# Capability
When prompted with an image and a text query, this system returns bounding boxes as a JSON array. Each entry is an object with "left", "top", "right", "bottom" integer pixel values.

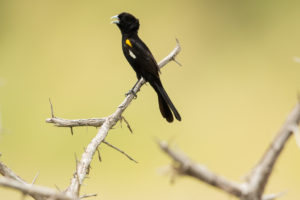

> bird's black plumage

[{"left": 112, "top": 12, "right": 181, "bottom": 122}]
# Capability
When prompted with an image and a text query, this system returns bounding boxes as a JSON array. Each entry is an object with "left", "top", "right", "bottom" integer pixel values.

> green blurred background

[{"left": 0, "top": 0, "right": 300, "bottom": 199}]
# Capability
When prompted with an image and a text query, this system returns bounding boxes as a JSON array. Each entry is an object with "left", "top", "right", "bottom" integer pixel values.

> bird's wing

[{"left": 127, "top": 37, "right": 160, "bottom": 77}]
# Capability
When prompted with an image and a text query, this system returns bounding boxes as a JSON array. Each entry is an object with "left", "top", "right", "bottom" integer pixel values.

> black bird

[{"left": 111, "top": 12, "right": 181, "bottom": 122}]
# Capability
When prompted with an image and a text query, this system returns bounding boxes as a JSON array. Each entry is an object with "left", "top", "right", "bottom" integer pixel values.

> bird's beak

[{"left": 111, "top": 15, "right": 119, "bottom": 24}]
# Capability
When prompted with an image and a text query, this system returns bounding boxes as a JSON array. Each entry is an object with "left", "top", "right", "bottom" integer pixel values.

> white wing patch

[{"left": 129, "top": 50, "right": 136, "bottom": 59}]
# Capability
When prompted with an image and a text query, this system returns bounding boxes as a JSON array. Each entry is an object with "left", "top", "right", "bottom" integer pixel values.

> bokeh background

[{"left": 0, "top": 0, "right": 300, "bottom": 199}]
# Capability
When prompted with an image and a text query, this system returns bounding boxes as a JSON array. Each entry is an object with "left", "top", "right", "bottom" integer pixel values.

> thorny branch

[
  {"left": 45, "top": 39, "right": 181, "bottom": 129},
  {"left": 0, "top": 177, "right": 74, "bottom": 200},
  {"left": 159, "top": 102, "right": 300, "bottom": 200},
  {"left": 46, "top": 117, "right": 106, "bottom": 128},
  {"left": 0, "top": 160, "right": 71, "bottom": 200},
  {"left": 52, "top": 39, "right": 181, "bottom": 197},
  {"left": 159, "top": 141, "right": 244, "bottom": 197},
  {"left": 0, "top": 39, "right": 181, "bottom": 199}
]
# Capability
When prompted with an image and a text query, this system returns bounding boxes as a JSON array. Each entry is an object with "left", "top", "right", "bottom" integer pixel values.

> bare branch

[
  {"left": 46, "top": 40, "right": 182, "bottom": 131},
  {"left": 0, "top": 161, "right": 45, "bottom": 200},
  {"left": 158, "top": 141, "right": 244, "bottom": 197},
  {"left": 65, "top": 40, "right": 181, "bottom": 197},
  {"left": 66, "top": 117, "right": 110, "bottom": 196},
  {"left": 158, "top": 102, "right": 300, "bottom": 200},
  {"left": 103, "top": 140, "right": 138, "bottom": 163},
  {"left": 46, "top": 117, "right": 106, "bottom": 128},
  {"left": 0, "top": 161, "right": 25, "bottom": 183},
  {"left": 0, "top": 177, "right": 75, "bottom": 200},
  {"left": 248, "top": 103, "right": 300, "bottom": 197},
  {"left": 158, "top": 39, "right": 182, "bottom": 67}
]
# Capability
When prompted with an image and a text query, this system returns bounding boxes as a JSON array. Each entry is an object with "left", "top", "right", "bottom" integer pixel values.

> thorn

[
  {"left": 70, "top": 127, "right": 74, "bottom": 135},
  {"left": 170, "top": 161, "right": 179, "bottom": 185},
  {"left": 49, "top": 98, "right": 55, "bottom": 118},
  {"left": 80, "top": 193, "right": 97, "bottom": 199},
  {"left": 54, "top": 184, "right": 61, "bottom": 192},
  {"left": 96, "top": 148, "right": 102, "bottom": 162},
  {"left": 263, "top": 191, "right": 287, "bottom": 200},
  {"left": 31, "top": 171, "right": 39, "bottom": 185},
  {"left": 103, "top": 140, "right": 138, "bottom": 163},
  {"left": 87, "top": 164, "right": 91, "bottom": 175},
  {"left": 172, "top": 57, "right": 182, "bottom": 66},
  {"left": 175, "top": 38, "right": 180, "bottom": 45},
  {"left": 175, "top": 38, "right": 181, "bottom": 52},
  {"left": 121, "top": 116, "right": 133, "bottom": 133}
]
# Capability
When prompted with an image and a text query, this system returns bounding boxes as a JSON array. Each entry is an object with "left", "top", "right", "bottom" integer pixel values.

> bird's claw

[{"left": 125, "top": 89, "right": 137, "bottom": 98}]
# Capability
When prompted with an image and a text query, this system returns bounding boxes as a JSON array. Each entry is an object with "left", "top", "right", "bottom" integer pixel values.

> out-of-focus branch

[
  {"left": 262, "top": 191, "right": 286, "bottom": 200},
  {"left": 0, "top": 161, "right": 25, "bottom": 183},
  {"left": 0, "top": 177, "right": 74, "bottom": 200},
  {"left": 246, "top": 102, "right": 300, "bottom": 199},
  {"left": 0, "top": 161, "right": 45, "bottom": 200},
  {"left": 159, "top": 102, "right": 300, "bottom": 200},
  {"left": 62, "top": 40, "right": 182, "bottom": 197},
  {"left": 159, "top": 141, "right": 245, "bottom": 197}
]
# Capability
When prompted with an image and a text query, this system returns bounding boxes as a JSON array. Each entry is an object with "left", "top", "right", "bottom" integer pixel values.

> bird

[{"left": 111, "top": 12, "right": 181, "bottom": 123}]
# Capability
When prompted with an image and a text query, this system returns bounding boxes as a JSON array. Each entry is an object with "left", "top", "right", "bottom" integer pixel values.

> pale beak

[{"left": 111, "top": 15, "right": 119, "bottom": 24}]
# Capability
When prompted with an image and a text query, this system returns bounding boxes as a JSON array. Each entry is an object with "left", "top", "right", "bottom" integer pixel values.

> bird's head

[{"left": 111, "top": 12, "right": 140, "bottom": 35}]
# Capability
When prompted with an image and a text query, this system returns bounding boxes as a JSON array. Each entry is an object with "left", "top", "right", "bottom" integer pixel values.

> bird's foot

[{"left": 125, "top": 89, "right": 137, "bottom": 98}]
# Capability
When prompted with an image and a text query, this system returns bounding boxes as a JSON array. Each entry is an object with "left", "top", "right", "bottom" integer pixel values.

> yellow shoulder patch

[{"left": 125, "top": 39, "right": 133, "bottom": 47}]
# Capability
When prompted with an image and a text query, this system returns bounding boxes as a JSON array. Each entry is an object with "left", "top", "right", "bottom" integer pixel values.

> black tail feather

[
  {"left": 158, "top": 94, "right": 173, "bottom": 122},
  {"left": 152, "top": 81, "right": 181, "bottom": 122}
]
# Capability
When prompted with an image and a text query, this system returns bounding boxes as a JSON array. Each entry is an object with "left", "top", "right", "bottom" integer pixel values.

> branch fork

[
  {"left": 0, "top": 39, "right": 182, "bottom": 199},
  {"left": 52, "top": 39, "right": 181, "bottom": 198},
  {"left": 159, "top": 102, "right": 300, "bottom": 200}
]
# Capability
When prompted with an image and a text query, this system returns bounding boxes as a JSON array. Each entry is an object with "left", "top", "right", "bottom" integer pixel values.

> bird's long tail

[{"left": 151, "top": 81, "right": 181, "bottom": 122}]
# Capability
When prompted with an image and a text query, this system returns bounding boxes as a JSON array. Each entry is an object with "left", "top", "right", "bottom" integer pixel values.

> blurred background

[{"left": 0, "top": 0, "right": 300, "bottom": 199}]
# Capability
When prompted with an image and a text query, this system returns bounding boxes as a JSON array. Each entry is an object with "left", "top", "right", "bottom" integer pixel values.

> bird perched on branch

[{"left": 111, "top": 12, "right": 181, "bottom": 123}]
